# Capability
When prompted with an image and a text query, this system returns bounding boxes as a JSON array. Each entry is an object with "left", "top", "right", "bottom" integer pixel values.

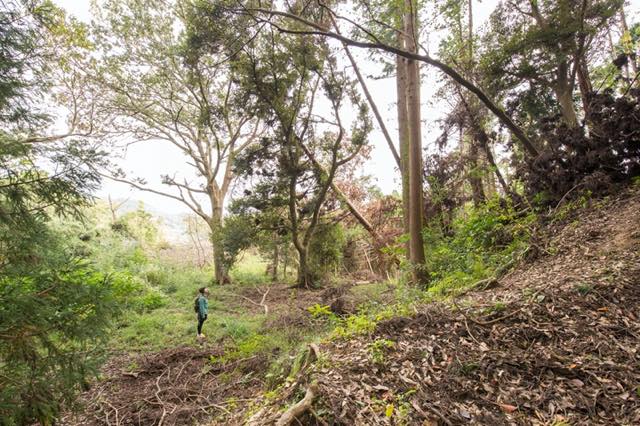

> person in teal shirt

[{"left": 196, "top": 287, "right": 209, "bottom": 338}]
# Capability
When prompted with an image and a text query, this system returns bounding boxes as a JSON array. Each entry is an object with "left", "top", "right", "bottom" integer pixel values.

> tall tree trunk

[
  {"left": 396, "top": 36, "right": 411, "bottom": 249},
  {"left": 467, "top": 0, "right": 473, "bottom": 62},
  {"left": 482, "top": 152, "right": 497, "bottom": 198},
  {"left": 576, "top": 56, "right": 593, "bottom": 116},
  {"left": 606, "top": 28, "right": 617, "bottom": 62},
  {"left": 283, "top": 246, "right": 288, "bottom": 279},
  {"left": 404, "top": 0, "right": 428, "bottom": 285},
  {"left": 340, "top": 40, "right": 401, "bottom": 169},
  {"left": 466, "top": 0, "right": 492, "bottom": 201},
  {"left": 482, "top": 141, "right": 509, "bottom": 196},
  {"left": 468, "top": 138, "right": 486, "bottom": 206},
  {"left": 272, "top": 242, "right": 279, "bottom": 282},
  {"left": 457, "top": 86, "right": 510, "bottom": 198},
  {"left": 620, "top": 7, "right": 639, "bottom": 78},
  {"left": 556, "top": 87, "right": 578, "bottom": 127},
  {"left": 296, "top": 246, "right": 312, "bottom": 288}
]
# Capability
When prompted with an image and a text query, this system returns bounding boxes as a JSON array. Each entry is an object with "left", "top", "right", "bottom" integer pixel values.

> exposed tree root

[{"left": 275, "top": 383, "right": 318, "bottom": 426}]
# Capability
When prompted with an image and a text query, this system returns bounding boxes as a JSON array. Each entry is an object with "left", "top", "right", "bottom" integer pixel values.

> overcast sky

[{"left": 53, "top": 0, "right": 639, "bottom": 216}]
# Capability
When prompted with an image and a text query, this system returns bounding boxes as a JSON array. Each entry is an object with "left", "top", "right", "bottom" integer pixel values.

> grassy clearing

[
  {"left": 111, "top": 251, "right": 258, "bottom": 350},
  {"left": 229, "top": 249, "right": 270, "bottom": 285},
  {"left": 110, "top": 250, "right": 314, "bottom": 361},
  {"left": 109, "top": 196, "right": 538, "bottom": 402}
]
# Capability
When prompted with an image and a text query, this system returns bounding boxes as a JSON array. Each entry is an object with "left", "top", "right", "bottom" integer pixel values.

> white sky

[{"left": 53, "top": 0, "right": 639, "bottom": 216}]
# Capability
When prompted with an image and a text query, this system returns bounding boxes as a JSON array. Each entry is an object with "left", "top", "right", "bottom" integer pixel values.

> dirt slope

[{"left": 272, "top": 188, "right": 640, "bottom": 425}]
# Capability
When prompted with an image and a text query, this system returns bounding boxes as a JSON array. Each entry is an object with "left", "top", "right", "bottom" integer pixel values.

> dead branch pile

[
  {"left": 60, "top": 346, "right": 266, "bottom": 426},
  {"left": 316, "top": 268, "right": 639, "bottom": 424}
]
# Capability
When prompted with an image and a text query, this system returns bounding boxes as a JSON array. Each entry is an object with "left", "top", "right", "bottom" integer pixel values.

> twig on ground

[
  {"left": 453, "top": 293, "right": 524, "bottom": 327},
  {"left": 423, "top": 403, "right": 453, "bottom": 426},
  {"left": 476, "top": 307, "right": 525, "bottom": 326},
  {"left": 105, "top": 401, "right": 120, "bottom": 426},
  {"left": 155, "top": 370, "right": 168, "bottom": 426},
  {"left": 552, "top": 182, "right": 584, "bottom": 216},
  {"left": 311, "top": 409, "right": 330, "bottom": 426}
]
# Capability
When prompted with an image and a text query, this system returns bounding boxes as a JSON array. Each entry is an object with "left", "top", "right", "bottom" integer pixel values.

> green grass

[
  {"left": 230, "top": 249, "right": 298, "bottom": 285},
  {"left": 109, "top": 250, "right": 314, "bottom": 363},
  {"left": 230, "top": 249, "right": 271, "bottom": 285},
  {"left": 111, "top": 252, "right": 270, "bottom": 350}
]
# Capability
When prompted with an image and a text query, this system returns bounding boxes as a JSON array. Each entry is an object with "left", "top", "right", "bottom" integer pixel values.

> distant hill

[{"left": 105, "top": 198, "right": 198, "bottom": 244}]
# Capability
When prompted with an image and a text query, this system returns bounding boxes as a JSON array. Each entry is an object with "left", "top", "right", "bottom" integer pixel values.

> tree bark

[
  {"left": 210, "top": 198, "right": 229, "bottom": 285},
  {"left": 468, "top": 139, "right": 486, "bottom": 207},
  {"left": 272, "top": 242, "right": 279, "bottom": 282},
  {"left": 404, "top": 0, "right": 428, "bottom": 285},
  {"left": 482, "top": 141, "right": 509, "bottom": 196},
  {"left": 555, "top": 63, "right": 579, "bottom": 127},
  {"left": 396, "top": 35, "right": 410, "bottom": 246},
  {"left": 619, "top": 7, "right": 639, "bottom": 78},
  {"left": 456, "top": 86, "right": 510, "bottom": 198},
  {"left": 576, "top": 57, "right": 593, "bottom": 116},
  {"left": 296, "top": 246, "right": 312, "bottom": 288}
]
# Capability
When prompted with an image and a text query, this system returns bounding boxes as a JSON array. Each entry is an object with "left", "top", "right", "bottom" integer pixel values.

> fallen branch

[
  {"left": 553, "top": 182, "right": 584, "bottom": 216},
  {"left": 236, "top": 286, "right": 270, "bottom": 315},
  {"left": 259, "top": 286, "right": 270, "bottom": 315},
  {"left": 308, "top": 343, "right": 320, "bottom": 364},
  {"left": 275, "top": 383, "right": 319, "bottom": 426},
  {"left": 155, "top": 370, "right": 168, "bottom": 426},
  {"left": 105, "top": 402, "right": 120, "bottom": 426},
  {"left": 476, "top": 307, "right": 525, "bottom": 326},
  {"left": 424, "top": 403, "right": 453, "bottom": 426}
]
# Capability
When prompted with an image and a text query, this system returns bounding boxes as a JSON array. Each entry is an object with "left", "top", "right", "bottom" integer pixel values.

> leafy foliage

[
  {"left": 424, "top": 196, "right": 535, "bottom": 292},
  {"left": 0, "top": 261, "right": 122, "bottom": 424},
  {"left": 308, "top": 221, "right": 347, "bottom": 280}
]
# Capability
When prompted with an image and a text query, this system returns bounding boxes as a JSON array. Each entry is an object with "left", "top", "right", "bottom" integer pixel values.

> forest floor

[
  {"left": 60, "top": 266, "right": 393, "bottom": 425},
  {"left": 61, "top": 186, "right": 640, "bottom": 426},
  {"left": 238, "top": 187, "right": 640, "bottom": 425}
]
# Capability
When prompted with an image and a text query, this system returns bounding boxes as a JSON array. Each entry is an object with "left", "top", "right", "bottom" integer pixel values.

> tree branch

[{"left": 241, "top": 5, "right": 540, "bottom": 157}]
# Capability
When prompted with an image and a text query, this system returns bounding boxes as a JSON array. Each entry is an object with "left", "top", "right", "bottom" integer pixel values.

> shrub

[
  {"left": 0, "top": 262, "right": 124, "bottom": 424},
  {"left": 308, "top": 222, "right": 347, "bottom": 279},
  {"left": 424, "top": 196, "right": 535, "bottom": 290},
  {"left": 110, "top": 272, "right": 167, "bottom": 313}
]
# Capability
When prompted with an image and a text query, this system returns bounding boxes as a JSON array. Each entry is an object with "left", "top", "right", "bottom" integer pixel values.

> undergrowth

[
  {"left": 424, "top": 196, "right": 536, "bottom": 297},
  {"left": 108, "top": 195, "right": 550, "bottom": 420}
]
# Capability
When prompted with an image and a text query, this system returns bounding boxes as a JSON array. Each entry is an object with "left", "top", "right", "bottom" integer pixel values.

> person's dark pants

[{"left": 197, "top": 314, "right": 207, "bottom": 335}]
